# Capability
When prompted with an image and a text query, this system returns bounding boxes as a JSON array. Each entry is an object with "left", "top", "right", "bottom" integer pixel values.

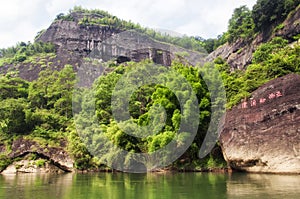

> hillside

[
  {"left": 0, "top": 7, "right": 207, "bottom": 82},
  {"left": 206, "top": 4, "right": 300, "bottom": 70},
  {"left": 0, "top": 1, "right": 299, "bottom": 173}
]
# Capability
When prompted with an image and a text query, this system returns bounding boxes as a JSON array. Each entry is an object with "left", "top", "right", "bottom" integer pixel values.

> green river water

[{"left": 0, "top": 172, "right": 299, "bottom": 199}]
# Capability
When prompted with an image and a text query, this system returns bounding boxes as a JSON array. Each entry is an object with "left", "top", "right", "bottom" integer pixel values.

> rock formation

[
  {"left": 37, "top": 12, "right": 197, "bottom": 68},
  {"left": 3, "top": 138, "right": 74, "bottom": 173},
  {"left": 34, "top": 11, "right": 206, "bottom": 87},
  {"left": 220, "top": 74, "right": 300, "bottom": 173},
  {"left": 1, "top": 11, "right": 206, "bottom": 82}
]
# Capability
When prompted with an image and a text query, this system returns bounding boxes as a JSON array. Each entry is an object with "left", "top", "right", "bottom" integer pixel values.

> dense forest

[{"left": 0, "top": 0, "right": 299, "bottom": 172}]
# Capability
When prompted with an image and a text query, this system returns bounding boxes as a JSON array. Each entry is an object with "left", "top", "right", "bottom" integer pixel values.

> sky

[{"left": 0, "top": 0, "right": 257, "bottom": 48}]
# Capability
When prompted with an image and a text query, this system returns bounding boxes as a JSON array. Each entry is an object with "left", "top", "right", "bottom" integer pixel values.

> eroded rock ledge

[
  {"left": 220, "top": 74, "right": 300, "bottom": 173},
  {"left": 1, "top": 138, "right": 74, "bottom": 174}
]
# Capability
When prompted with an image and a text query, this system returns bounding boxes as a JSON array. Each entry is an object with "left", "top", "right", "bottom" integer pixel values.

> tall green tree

[
  {"left": 252, "top": 0, "right": 300, "bottom": 31},
  {"left": 0, "top": 98, "right": 29, "bottom": 136},
  {"left": 0, "top": 76, "right": 29, "bottom": 99},
  {"left": 227, "top": 5, "right": 255, "bottom": 43},
  {"left": 51, "top": 65, "right": 76, "bottom": 118}
]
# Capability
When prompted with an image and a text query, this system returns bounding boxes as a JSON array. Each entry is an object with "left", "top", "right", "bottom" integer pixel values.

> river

[{"left": 0, "top": 172, "right": 299, "bottom": 199}]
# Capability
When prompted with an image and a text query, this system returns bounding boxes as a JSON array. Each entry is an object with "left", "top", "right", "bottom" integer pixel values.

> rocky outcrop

[
  {"left": 220, "top": 74, "right": 300, "bottom": 173},
  {"left": 1, "top": 158, "right": 65, "bottom": 174},
  {"left": 274, "top": 5, "right": 300, "bottom": 39},
  {"left": 34, "top": 11, "right": 206, "bottom": 87},
  {"left": 2, "top": 11, "right": 184, "bottom": 81},
  {"left": 37, "top": 12, "right": 184, "bottom": 68},
  {"left": 37, "top": 13, "right": 121, "bottom": 66},
  {"left": 206, "top": 6, "right": 300, "bottom": 70},
  {"left": 205, "top": 37, "right": 256, "bottom": 70},
  {"left": 1, "top": 11, "right": 205, "bottom": 83},
  {"left": 5, "top": 138, "right": 74, "bottom": 172}
]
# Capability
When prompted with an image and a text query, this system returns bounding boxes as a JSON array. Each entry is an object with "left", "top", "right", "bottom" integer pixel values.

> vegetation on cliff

[
  {"left": 54, "top": 6, "right": 207, "bottom": 53},
  {"left": 218, "top": 37, "right": 300, "bottom": 108},
  {"left": 0, "top": 42, "right": 55, "bottom": 67},
  {"left": 203, "top": 0, "right": 300, "bottom": 50},
  {"left": 0, "top": 0, "right": 299, "bottom": 172}
]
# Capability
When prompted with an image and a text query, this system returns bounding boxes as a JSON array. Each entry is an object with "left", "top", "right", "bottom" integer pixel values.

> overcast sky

[{"left": 0, "top": 0, "right": 257, "bottom": 48}]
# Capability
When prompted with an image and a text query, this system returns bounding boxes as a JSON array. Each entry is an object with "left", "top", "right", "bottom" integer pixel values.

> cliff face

[
  {"left": 37, "top": 12, "right": 180, "bottom": 69},
  {"left": 206, "top": 6, "right": 300, "bottom": 70},
  {"left": 37, "top": 13, "right": 122, "bottom": 65},
  {"left": 35, "top": 12, "right": 206, "bottom": 87},
  {"left": 220, "top": 74, "right": 300, "bottom": 173}
]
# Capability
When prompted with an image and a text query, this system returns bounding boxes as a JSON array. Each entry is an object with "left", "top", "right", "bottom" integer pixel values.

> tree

[
  {"left": 28, "top": 65, "right": 75, "bottom": 115},
  {"left": 227, "top": 6, "right": 255, "bottom": 43},
  {"left": 28, "top": 68, "right": 58, "bottom": 109},
  {"left": 252, "top": 37, "right": 288, "bottom": 63},
  {"left": 252, "top": 0, "right": 300, "bottom": 32},
  {"left": 51, "top": 65, "right": 76, "bottom": 118},
  {"left": 0, "top": 98, "right": 29, "bottom": 136},
  {"left": 0, "top": 76, "right": 29, "bottom": 99}
]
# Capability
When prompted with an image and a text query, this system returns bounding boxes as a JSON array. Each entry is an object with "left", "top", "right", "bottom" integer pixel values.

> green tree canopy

[
  {"left": 0, "top": 76, "right": 29, "bottom": 99},
  {"left": 227, "top": 5, "right": 255, "bottom": 43},
  {"left": 252, "top": 0, "right": 300, "bottom": 31}
]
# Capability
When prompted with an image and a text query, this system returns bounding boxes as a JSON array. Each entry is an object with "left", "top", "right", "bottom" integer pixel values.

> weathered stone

[
  {"left": 1, "top": 159, "right": 64, "bottom": 174},
  {"left": 37, "top": 12, "right": 176, "bottom": 68},
  {"left": 274, "top": 6, "right": 300, "bottom": 39},
  {"left": 7, "top": 138, "right": 74, "bottom": 172},
  {"left": 220, "top": 74, "right": 300, "bottom": 173},
  {"left": 0, "top": 11, "right": 206, "bottom": 82},
  {"left": 1, "top": 165, "right": 17, "bottom": 174}
]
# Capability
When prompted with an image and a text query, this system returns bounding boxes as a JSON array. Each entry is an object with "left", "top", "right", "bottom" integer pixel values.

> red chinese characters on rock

[
  {"left": 268, "top": 92, "right": 276, "bottom": 99},
  {"left": 250, "top": 99, "right": 257, "bottom": 107},
  {"left": 259, "top": 98, "right": 266, "bottom": 104},
  {"left": 241, "top": 101, "right": 248, "bottom": 109},
  {"left": 275, "top": 91, "right": 283, "bottom": 98},
  {"left": 241, "top": 91, "right": 283, "bottom": 109}
]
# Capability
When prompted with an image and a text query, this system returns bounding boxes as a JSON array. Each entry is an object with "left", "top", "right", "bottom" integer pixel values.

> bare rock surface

[
  {"left": 6, "top": 138, "right": 74, "bottom": 172},
  {"left": 220, "top": 74, "right": 300, "bottom": 173}
]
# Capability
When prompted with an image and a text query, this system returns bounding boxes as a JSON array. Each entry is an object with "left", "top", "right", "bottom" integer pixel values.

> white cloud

[
  {"left": 0, "top": 0, "right": 257, "bottom": 48},
  {"left": 46, "top": 0, "right": 77, "bottom": 16}
]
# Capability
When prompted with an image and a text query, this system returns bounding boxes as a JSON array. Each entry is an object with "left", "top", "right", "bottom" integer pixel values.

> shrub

[
  {"left": 0, "top": 155, "right": 12, "bottom": 171},
  {"left": 35, "top": 159, "right": 46, "bottom": 167}
]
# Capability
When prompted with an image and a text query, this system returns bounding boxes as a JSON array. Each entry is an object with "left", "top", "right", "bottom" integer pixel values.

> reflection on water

[
  {"left": 0, "top": 172, "right": 299, "bottom": 199},
  {"left": 226, "top": 173, "right": 300, "bottom": 199},
  {"left": 0, "top": 173, "right": 73, "bottom": 199}
]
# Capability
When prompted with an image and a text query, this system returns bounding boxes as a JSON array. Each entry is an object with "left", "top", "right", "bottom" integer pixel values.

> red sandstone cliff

[{"left": 220, "top": 74, "right": 300, "bottom": 173}]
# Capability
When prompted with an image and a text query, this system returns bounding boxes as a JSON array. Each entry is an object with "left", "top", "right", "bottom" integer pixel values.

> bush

[
  {"left": 0, "top": 155, "right": 12, "bottom": 171},
  {"left": 35, "top": 159, "right": 46, "bottom": 167},
  {"left": 218, "top": 38, "right": 299, "bottom": 108},
  {"left": 14, "top": 54, "right": 27, "bottom": 62}
]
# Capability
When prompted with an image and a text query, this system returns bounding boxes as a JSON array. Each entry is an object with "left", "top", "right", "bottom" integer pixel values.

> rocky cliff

[
  {"left": 206, "top": 6, "right": 300, "bottom": 70},
  {"left": 220, "top": 74, "right": 300, "bottom": 173},
  {"left": 2, "top": 11, "right": 204, "bottom": 82},
  {"left": 34, "top": 11, "right": 206, "bottom": 87},
  {"left": 37, "top": 12, "right": 122, "bottom": 66},
  {"left": 37, "top": 12, "right": 203, "bottom": 68}
]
